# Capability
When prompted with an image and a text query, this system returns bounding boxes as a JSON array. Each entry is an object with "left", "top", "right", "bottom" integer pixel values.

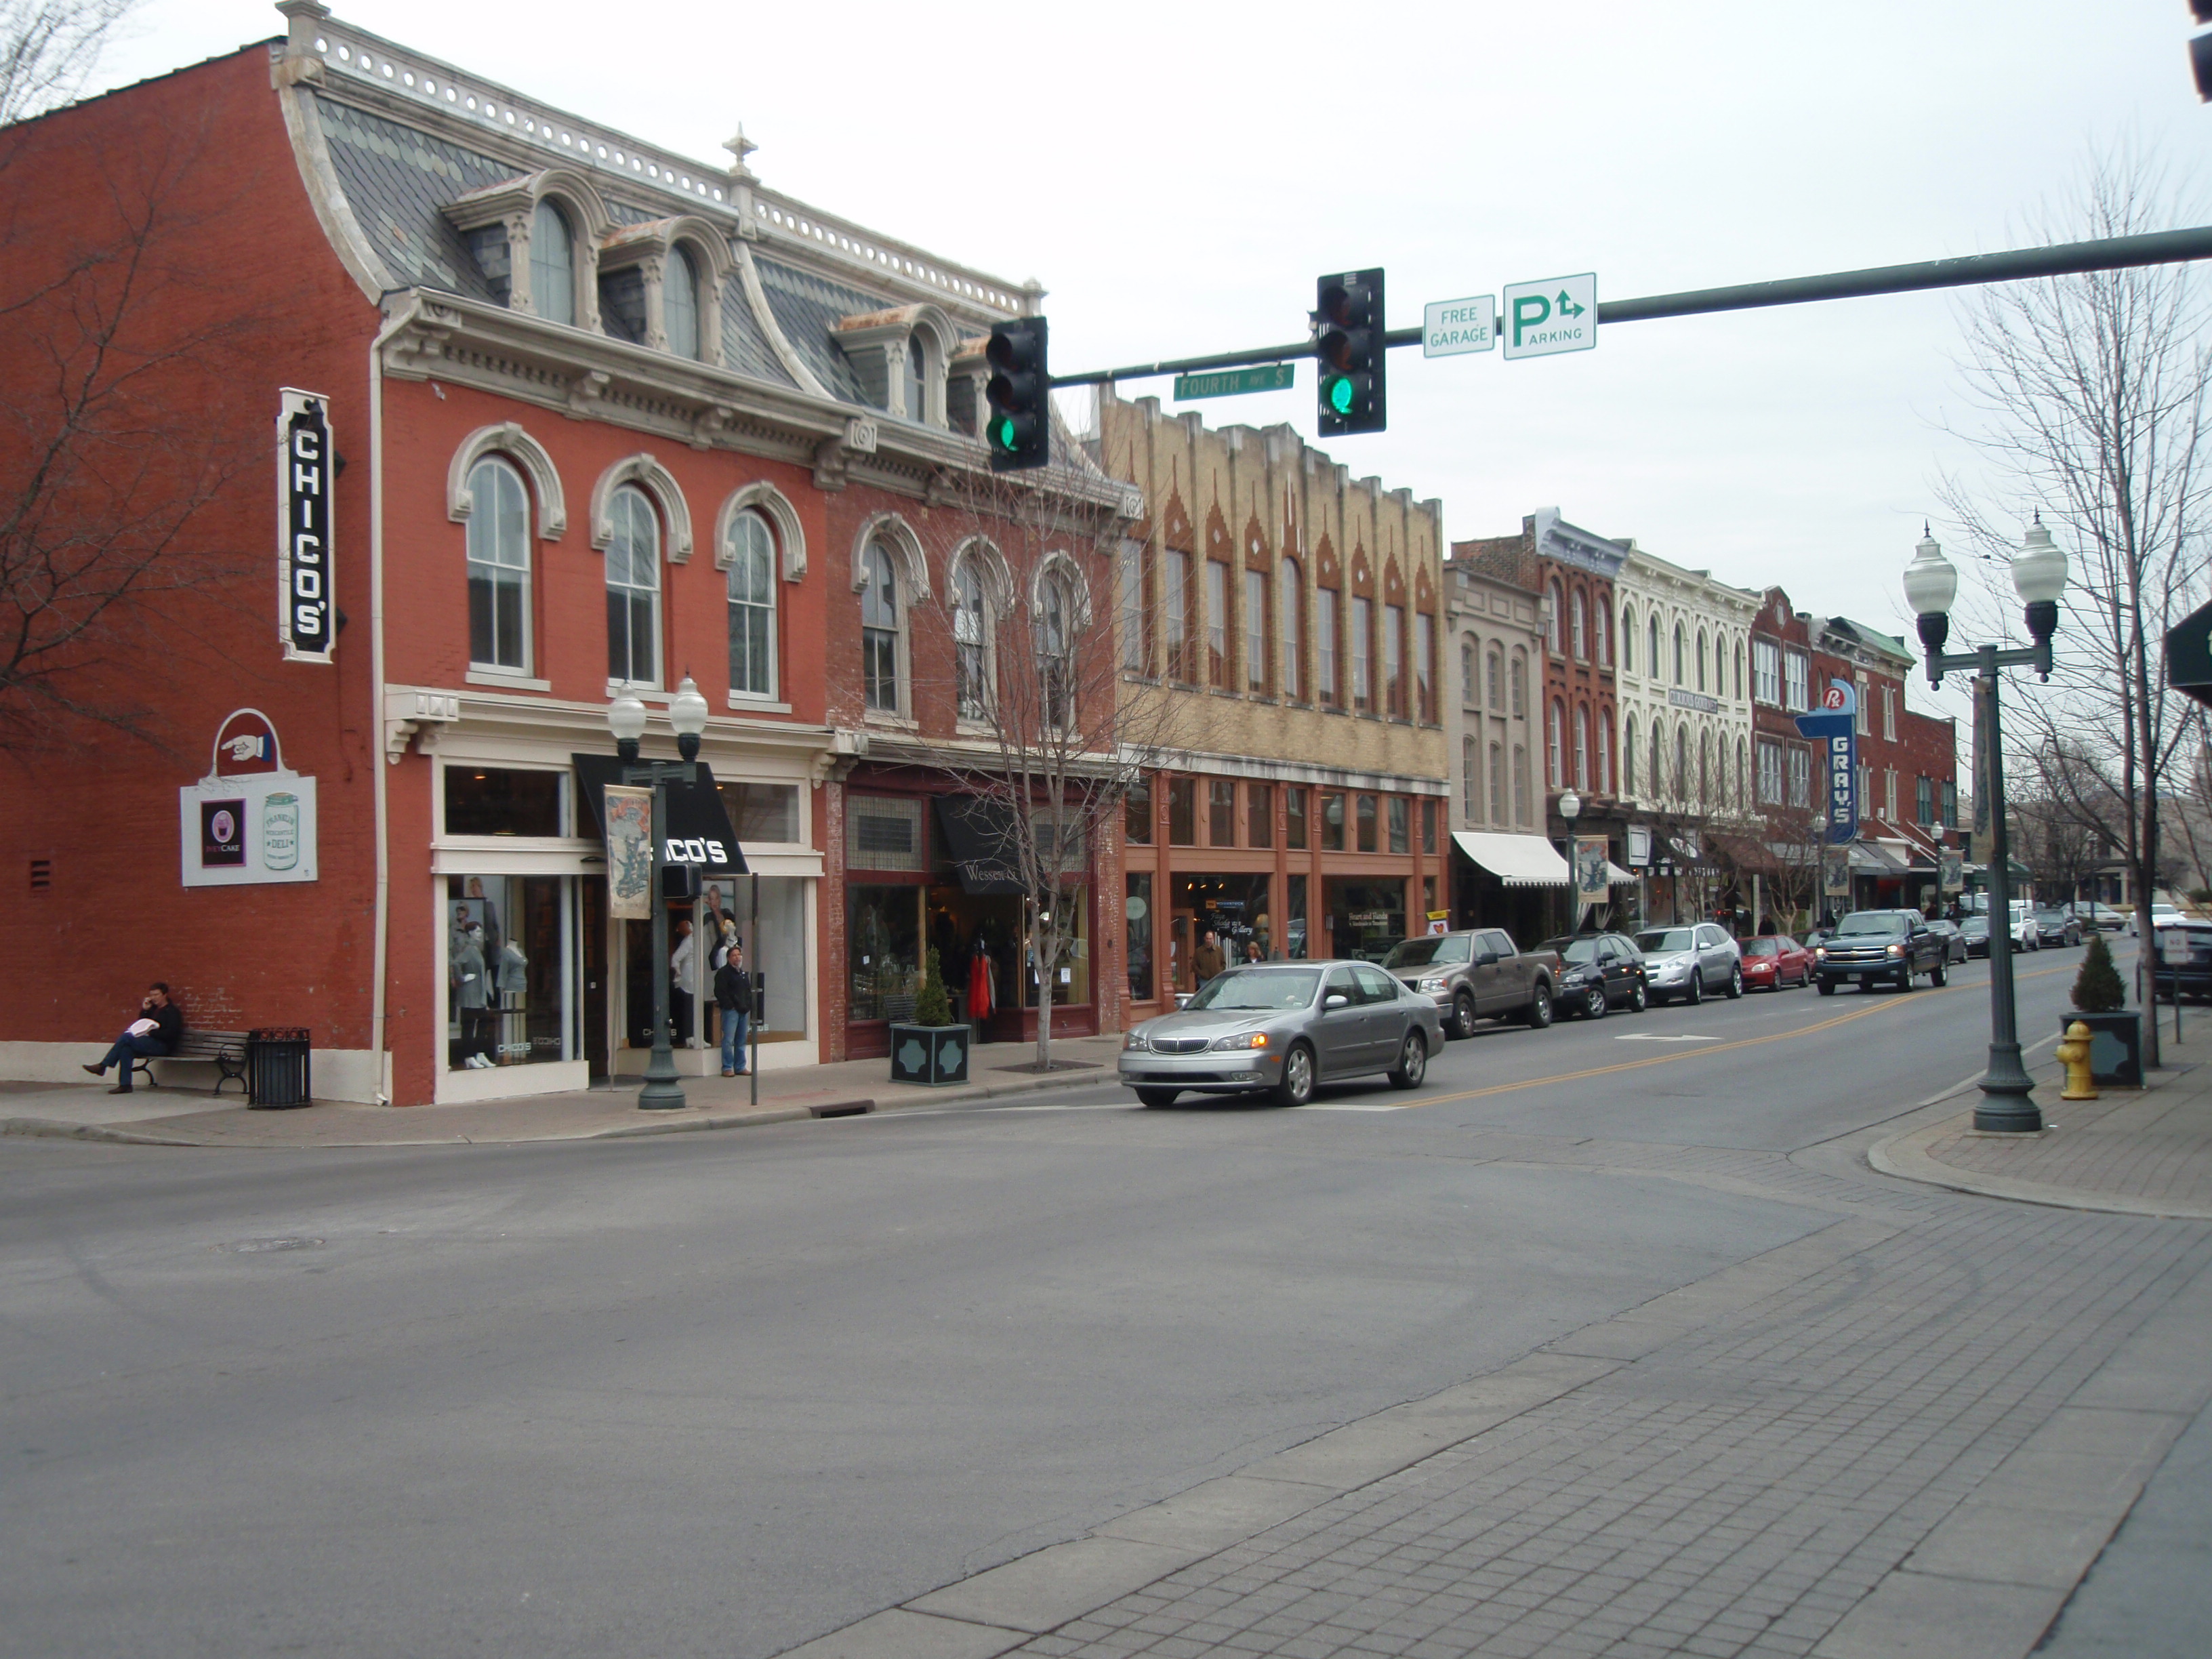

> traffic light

[
  {"left": 1315, "top": 268, "right": 1385, "bottom": 436},
  {"left": 985, "top": 316, "right": 1050, "bottom": 471},
  {"left": 2193, "top": 0, "right": 2212, "bottom": 101}
]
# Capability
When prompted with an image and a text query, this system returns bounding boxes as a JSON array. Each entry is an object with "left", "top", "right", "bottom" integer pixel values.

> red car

[{"left": 1739, "top": 934, "right": 1812, "bottom": 991}]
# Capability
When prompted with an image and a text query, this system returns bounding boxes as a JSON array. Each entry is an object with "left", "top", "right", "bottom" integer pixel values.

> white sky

[{"left": 90, "top": 1, "right": 2211, "bottom": 723}]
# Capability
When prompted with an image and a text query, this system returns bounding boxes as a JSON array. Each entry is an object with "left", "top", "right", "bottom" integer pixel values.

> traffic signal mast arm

[{"left": 1044, "top": 225, "right": 2212, "bottom": 388}]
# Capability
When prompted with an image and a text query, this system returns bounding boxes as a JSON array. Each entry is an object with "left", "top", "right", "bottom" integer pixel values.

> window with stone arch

[
  {"left": 951, "top": 558, "right": 991, "bottom": 722},
  {"left": 1278, "top": 557, "right": 1304, "bottom": 700},
  {"left": 532, "top": 199, "right": 577, "bottom": 327},
  {"left": 861, "top": 539, "right": 903, "bottom": 714},
  {"left": 1486, "top": 646, "right": 1502, "bottom": 710},
  {"left": 1593, "top": 600, "right": 1609, "bottom": 666},
  {"left": 605, "top": 484, "right": 660, "bottom": 687},
  {"left": 1037, "top": 567, "right": 1075, "bottom": 729},
  {"left": 1510, "top": 649, "right": 1528, "bottom": 719},
  {"left": 1697, "top": 629, "right": 1710, "bottom": 693},
  {"left": 1622, "top": 720, "right": 1637, "bottom": 798},
  {"left": 465, "top": 455, "right": 531, "bottom": 672},
  {"left": 1573, "top": 704, "right": 1590, "bottom": 791},
  {"left": 1548, "top": 698, "right": 1565, "bottom": 787},
  {"left": 1674, "top": 723, "right": 1689, "bottom": 802},
  {"left": 665, "top": 243, "right": 703, "bottom": 361},
  {"left": 1547, "top": 578, "right": 1565, "bottom": 653},
  {"left": 1620, "top": 603, "right": 1636, "bottom": 674},
  {"left": 906, "top": 334, "right": 928, "bottom": 423},
  {"left": 725, "top": 508, "right": 777, "bottom": 699},
  {"left": 1599, "top": 714, "right": 1612, "bottom": 796},
  {"left": 1673, "top": 622, "right": 1686, "bottom": 686},
  {"left": 1570, "top": 589, "right": 1586, "bottom": 659},
  {"left": 1648, "top": 613, "right": 1662, "bottom": 681}
]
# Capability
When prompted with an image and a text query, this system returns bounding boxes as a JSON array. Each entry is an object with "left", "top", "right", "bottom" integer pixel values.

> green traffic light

[
  {"left": 1326, "top": 375, "right": 1355, "bottom": 415},
  {"left": 992, "top": 416, "right": 1016, "bottom": 451}
]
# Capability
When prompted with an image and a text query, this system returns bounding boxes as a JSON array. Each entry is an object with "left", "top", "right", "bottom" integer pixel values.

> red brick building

[{"left": 0, "top": 10, "right": 1125, "bottom": 1101}]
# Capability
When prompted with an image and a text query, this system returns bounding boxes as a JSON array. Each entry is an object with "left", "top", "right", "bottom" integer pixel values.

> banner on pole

[{"left": 604, "top": 785, "right": 654, "bottom": 920}]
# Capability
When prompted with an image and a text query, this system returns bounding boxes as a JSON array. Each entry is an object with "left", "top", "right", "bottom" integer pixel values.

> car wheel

[
  {"left": 1452, "top": 990, "right": 1478, "bottom": 1041},
  {"left": 1898, "top": 966, "right": 1914, "bottom": 992},
  {"left": 1629, "top": 981, "right": 1648, "bottom": 1012},
  {"left": 1526, "top": 983, "right": 1555, "bottom": 1029},
  {"left": 1387, "top": 1029, "right": 1427, "bottom": 1088},
  {"left": 1584, "top": 984, "right": 1607, "bottom": 1020},
  {"left": 1931, "top": 960, "right": 1948, "bottom": 987},
  {"left": 1817, "top": 977, "right": 1837, "bottom": 996},
  {"left": 1135, "top": 1086, "right": 1181, "bottom": 1108},
  {"left": 1272, "top": 1043, "right": 1315, "bottom": 1108},
  {"left": 1687, "top": 970, "right": 1704, "bottom": 1006},
  {"left": 1725, "top": 964, "right": 1744, "bottom": 1000}
]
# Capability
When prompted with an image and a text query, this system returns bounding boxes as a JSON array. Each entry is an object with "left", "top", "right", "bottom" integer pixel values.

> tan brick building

[{"left": 1091, "top": 392, "right": 1449, "bottom": 1016}]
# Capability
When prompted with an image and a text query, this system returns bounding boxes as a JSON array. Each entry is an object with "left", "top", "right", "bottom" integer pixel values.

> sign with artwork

[
  {"left": 1574, "top": 836, "right": 1612, "bottom": 907},
  {"left": 1793, "top": 679, "right": 1858, "bottom": 845},
  {"left": 178, "top": 709, "right": 318, "bottom": 886},
  {"left": 1940, "top": 849, "right": 1965, "bottom": 895},
  {"left": 1823, "top": 846, "right": 1852, "bottom": 900},
  {"left": 603, "top": 785, "right": 654, "bottom": 920},
  {"left": 277, "top": 389, "right": 334, "bottom": 663}
]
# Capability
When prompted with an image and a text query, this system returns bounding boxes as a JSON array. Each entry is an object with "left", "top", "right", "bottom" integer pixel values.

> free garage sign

[{"left": 1502, "top": 274, "right": 1597, "bottom": 360}]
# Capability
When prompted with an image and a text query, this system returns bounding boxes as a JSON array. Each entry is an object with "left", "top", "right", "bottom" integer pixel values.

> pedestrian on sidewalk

[
  {"left": 670, "top": 916, "right": 697, "bottom": 1048},
  {"left": 82, "top": 983, "right": 184, "bottom": 1094},
  {"left": 715, "top": 943, "right": 752, "bottom": 1076}
]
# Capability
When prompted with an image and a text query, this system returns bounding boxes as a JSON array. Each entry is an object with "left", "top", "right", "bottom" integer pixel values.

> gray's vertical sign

[{"left": 277, "top": 389, "right": 333, "bottom": 663}]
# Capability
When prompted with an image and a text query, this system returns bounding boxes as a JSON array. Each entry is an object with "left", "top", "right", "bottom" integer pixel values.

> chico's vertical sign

[{"left": 277, "top": 389, "right": 333, "bottom": 662}]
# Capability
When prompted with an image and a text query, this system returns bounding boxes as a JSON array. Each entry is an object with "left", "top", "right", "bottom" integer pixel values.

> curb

[{"left": 1868, "top": 1110, "right": 2212, "bottom": 1221}]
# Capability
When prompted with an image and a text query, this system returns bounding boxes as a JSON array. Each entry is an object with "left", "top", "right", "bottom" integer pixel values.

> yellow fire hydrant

[{"left": 2057, "top": 1019, "right": 2100, "bottom": 1102}]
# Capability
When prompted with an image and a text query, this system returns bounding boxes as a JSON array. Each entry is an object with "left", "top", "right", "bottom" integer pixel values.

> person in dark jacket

[
  {"left": 714, "top": 943, "right": 753, "bottom": 1077},
  {"left": 1191, "top": 929, "right": 1226, "bottom": 990},
  {"left": 83, "top": 983, "right": 183, "bottom": 1094}
]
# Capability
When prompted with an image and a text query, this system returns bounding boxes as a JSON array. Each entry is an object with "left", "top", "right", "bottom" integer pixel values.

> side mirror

[
  {"left": 1476, "top": 950, "right": 1499, "bottom": 966},
  {"left": 1324, "top": 993, "right": 1351, "bottom": 1010}
]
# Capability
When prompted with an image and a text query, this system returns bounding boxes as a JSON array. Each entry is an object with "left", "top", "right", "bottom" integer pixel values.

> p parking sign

[{"left": 1502, "top": 274, "right": 1597, "bottom": 360}]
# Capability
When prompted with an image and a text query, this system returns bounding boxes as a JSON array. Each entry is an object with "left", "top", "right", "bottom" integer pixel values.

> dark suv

[{"left": 1814, "top": 910, "right": 1949, "bottom": 994}]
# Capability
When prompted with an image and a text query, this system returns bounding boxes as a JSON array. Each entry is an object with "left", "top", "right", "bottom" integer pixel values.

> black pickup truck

[{"left": 1813, "top": 909, "right": 1950, "bottom": 995}]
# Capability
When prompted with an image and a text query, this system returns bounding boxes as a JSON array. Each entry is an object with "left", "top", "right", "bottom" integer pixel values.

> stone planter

[
  {"left": 2062, "top": 1009, "right": 2142, "bottom": 1087},
  {"left": 888, "top": 1022, "right": 970, "bottom": 1086}
]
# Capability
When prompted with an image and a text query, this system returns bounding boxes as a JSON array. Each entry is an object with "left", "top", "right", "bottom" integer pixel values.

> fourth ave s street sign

[{"left": 1502, "top": 273, "right": 1597, "bottom": 360}]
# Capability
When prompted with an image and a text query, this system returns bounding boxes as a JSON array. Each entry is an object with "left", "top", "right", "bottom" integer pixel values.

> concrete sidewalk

[
  {"left": 1872, "top": 1021, "right": 2212, "bottom": 1219},
  {"left": 0, "top": 1032, "right": 1126, "bottom": 1148}
]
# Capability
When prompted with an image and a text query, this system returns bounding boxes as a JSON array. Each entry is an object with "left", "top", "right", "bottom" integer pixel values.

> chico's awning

[
  {"left": 1451, "top": 830, "right": 1572, "bottom": 888},
  {"left": 933, "top": 796, "right": 1025, "bottom": 895},
  {"left": 571, "top": 754, "right": 747, "bottom": 876}
]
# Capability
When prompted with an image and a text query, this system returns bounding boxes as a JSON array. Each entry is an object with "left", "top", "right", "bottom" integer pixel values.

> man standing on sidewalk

[
  {"left": 1191, "top": 929, "right": 1225, "bottom": 992},
  {"left": 715, "top": 943, "right": 752, "bottom": 1077}
]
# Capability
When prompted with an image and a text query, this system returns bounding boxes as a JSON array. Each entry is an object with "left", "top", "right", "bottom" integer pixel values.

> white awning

[
  {"left": 1452, "top": 831, "right": 1572, "bottom": 888},
  {"left": 1607, "top": 861, "right": 1636, "bottom": 886}
]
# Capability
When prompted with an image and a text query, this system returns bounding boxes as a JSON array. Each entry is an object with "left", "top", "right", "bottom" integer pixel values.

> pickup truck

[
  {"left": 1813, "top": 909, "right": 1950, "bottom": 994},
  {"left": 1382, "top": 928, "right": 1563, "bottom": 1037}
]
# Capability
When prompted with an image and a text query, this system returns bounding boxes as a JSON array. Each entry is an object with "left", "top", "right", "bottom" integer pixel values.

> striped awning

[{"left": 1452, "top": 831, "right": 1572, "bottom": 888}]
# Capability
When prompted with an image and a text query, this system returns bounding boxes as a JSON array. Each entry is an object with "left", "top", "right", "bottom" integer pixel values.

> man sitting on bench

[{"left": 83, "top": 983, "right": 183, "bottom": 1094}]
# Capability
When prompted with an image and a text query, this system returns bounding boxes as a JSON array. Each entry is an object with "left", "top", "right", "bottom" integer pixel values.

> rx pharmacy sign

[
  {"left": 277, "top": 388, "right": 334, "bottom": 663},
  {"left": 1502, "top": 274, "right": 1597, "bottom": 360},
  {"left": 1793, "top": 680, "right": 1859, "bottom": 845}
]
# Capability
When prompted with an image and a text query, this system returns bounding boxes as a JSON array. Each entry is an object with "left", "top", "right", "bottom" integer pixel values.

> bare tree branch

[{"left": 0, "top": 0, "right": 136, "bottom": 128}]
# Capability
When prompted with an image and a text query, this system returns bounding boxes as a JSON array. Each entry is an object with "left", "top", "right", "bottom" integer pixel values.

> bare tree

[
  {"left": 914, "top": 463, "right": 1187, "bottom": 1071},
  {"left": 1, "top": 0, "right": 136, "bottom": 128},
  {"left": 1936, "top": 148, "right": 2212, "bottom": 1059}
]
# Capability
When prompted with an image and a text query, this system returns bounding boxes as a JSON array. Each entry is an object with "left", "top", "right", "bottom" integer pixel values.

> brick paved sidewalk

[{"left": 1871, "top": 1029, "right": 2212, "bottom": 1219}]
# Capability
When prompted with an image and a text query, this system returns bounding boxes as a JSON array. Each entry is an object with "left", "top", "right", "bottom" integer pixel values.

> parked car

[
  {"left": 1119, "top": 961, "right": 1448, "bottom": 1108},
  {"left": 1534, "top": 933, "right": 1650, "bottom": 1018},
  {"left": 1923, "top": 919, "right": 1970, "bottom": 964},
  {"left": 2131, "top": 903, "right": 2186, "bottom": 937},
  {"left": 2151, "top": 922, "right": 2212, "bottom": 1002},
  {"left": 1959, "top": 916, "right": 1992, "bottom": 958},
  {"left": 1634, "top": 923, "right": 1743, "bottom": 1004},
  {"left": 1738, "top": 934, "right": 1813, "bottom": 991},
  {"left": 1382, "top": 929, "right": 1563, "bottom": 1038},
  {"left": 2009, "top": 901, "right": 2043, "bottom": 952},
  {"left": 2066, "top": 901, "right": 2127, "bottom": 932},
  {"left": 2033, "top": 906, "right": 2083, "bottom": 947},
  {"left": 1814, "top": 909, "right": 1950, "bottom": 994}
]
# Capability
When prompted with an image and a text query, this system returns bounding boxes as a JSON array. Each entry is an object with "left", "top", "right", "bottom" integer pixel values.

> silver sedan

[{"left": 1118, "top": 960, "right": 1448, "bottom": 1109}]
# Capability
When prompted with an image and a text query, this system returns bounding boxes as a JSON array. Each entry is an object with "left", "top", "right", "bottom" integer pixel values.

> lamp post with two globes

[
  {"left": 607, "top": 677, "right": 712, "bottom": 1112},
  {"left": 1902, "top": 520, "right": 2069, "bottom": 1132}
]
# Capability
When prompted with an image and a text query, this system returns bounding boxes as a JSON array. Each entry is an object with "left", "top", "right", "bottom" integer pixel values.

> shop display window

[
  {"left": 1125, "top": 778, "right": 1152, "bottom": 845},
  {"left": 1248, "top": 784, "right": 1273, "bottom": 849},
  {"left": 1168, "top": 777, "right": 1196, "bottom": 846},
  {"left": 1357, "top": 794, "right": 1379, "bottom": 853},
  {"left": 1326, "top": 878, "right": 1406, "bottom": 963},
  {"left": 445, "top": 769, "right": 562, "bottom": 838},
  {"left": 722, "top": 781, "right": 801, "bottom": 844},
  {"left": 848, "top": 884, "right": 922, "bottom": 1022},
  {"left": 447, "top": 874, "right": 570, "bottom": 1070},
  {"left": 1126, "top": 873, "right": 1154, "bottom": 1002},
  {"left": 1421, "top": 798, "right": 1437, "bottom": 855},
  {"left": 1286, "top": 874, "right": 1309, "bottom": 960}
]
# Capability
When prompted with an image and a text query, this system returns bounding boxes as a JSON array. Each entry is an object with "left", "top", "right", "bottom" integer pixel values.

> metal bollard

[{"left": 2057, "top": 1019, "right": 2100, "bottom": 1102}]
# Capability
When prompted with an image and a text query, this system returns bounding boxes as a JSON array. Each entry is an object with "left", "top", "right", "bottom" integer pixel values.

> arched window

[
  {"left": 1700, "top": 732, "right": 1713, "bottom": 806},
  {"left": 1460, "top": 642, "right": 1475, "bottom": 706},
  {"left": 1486, "top": 648, "right": 1502, "bottom": 710},
  {"left": 465, "top": 456, "right": 530, "bottom": 672},
  {"left": 1675, "top": 724, "right": 1689, "bottom": 803},
  {"left": 1623, "top": 720, "right": 1637, "bottom": 798},
  {"left": 1594, "top": 602, "right": 1609, "bottom": 666},
  {"left": 604, "top": 484, "right": 659, "bottom": 686},
  {"left": 1599, "top": 715, "right": 1612, "bottom": 796},
  {"left": 951, "top": 561, "right": 989, "bottom": 720},
  {"left": 1734, "top": 642, "right": 1746, "bottom": 703},
  {"left": 861, "top": 539, "right": 901, "bottom": 714},
  {"left": 1573, "top": 705, "right": 1589, "bottom": 790},
  {"left": 1648, "top": 613, "right": 1661, "bottom": 680},
  {"left": 1547, "top": 579, "right": 1565, "bottom": 653},
  {"left": 1570, "top": 590, "right": 1587, "bottom": 659},
  {"left": 665, "top": 244, "right": 701, "bottom": 360},
  {"left": 1673, "top": 623, "right": 1685, "bottom": 686},
  {"left": 1510, "top": 651, "right": 1527, "bottom": 719},
  {"left": 906, "top": 334, "right": 928, "bottom": 423},
  {"left": 1697, "top": 630, "right": 1710, "bottom": 693},
  {"left": 1037, "top": 571, "right": 1073, "bottom": 727},
  {"left": 1548, "top": 698, "right": 1565, "bottom": 787},
  {"left": 1620, "top": 605, "right": 1635, "bottom": 674},
  {"left": 1279, "top": 558, "right": 1303, "bottom": 700},
  {"left": 1737, "top": 737, "right": 1749, "bottom": 808},
  {"left": 532, "top": 199, "right": 575, "bottom": 327},
  {"left": 726, "top": 508, "right": 777, "bottom": 698}
]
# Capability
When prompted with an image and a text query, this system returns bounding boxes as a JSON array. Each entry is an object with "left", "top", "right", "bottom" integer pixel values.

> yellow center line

[{"left": 1406, "top": 962, "right": 2076, "bottom": 1109}]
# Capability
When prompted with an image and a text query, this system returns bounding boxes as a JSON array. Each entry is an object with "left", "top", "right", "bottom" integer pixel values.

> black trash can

[{"left": 247, "top": 1027, "right": 312, "bottom": 1109}]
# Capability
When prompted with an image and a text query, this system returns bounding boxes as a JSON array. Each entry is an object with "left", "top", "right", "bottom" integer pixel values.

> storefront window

[
  {"left": 722, "top": 781, "right": 801, "bottom": 844},
  {"left": 1209, "top": 779, "right": 1236, "bottom": 846},
  {"left": 447, "top": 874, "right": 570, "bottom": 1069},
  {"left": 1321, "top": 792, "right": 1346, "bottom": 852},
  {"left": 1126, "top": 872, "right": 1153, "bottom": 1002},
  {"left": 848, "top": 884, "right": 922, "bottom": 1022},
  {"left": 1248, "top": 783, "right": 1273, "bottom": 848},
  {"left": 1286, "top": 786, "right": 1307, "bottom": 851},
  {"left": 445, "top": 769, "right": 562, "bottom": 837},
  {"left": 1124, "top": 777, "right": 1152, "bottom": 845},
  {"left": 1033, "top": 887, "right": 1090, "bottom": 1007},
  {"left": 1168, "top": 776, "right": 1195, "bottom": 846},
  {"left": 1357, "top": 794, "right": 1379, "bottom": 853},
  {"left": 1286, "top": 874, "right": 1309, "bottom": 960},
  {"left": 1388, "top": 796, "right": 1409, "bottom": 854},
  {"left": 1421, "top": 798, "right": 1437, "bottom": 855},
  {"left": 1326, "top": 878, "right": 1406, "bottom": 963},
  {"left": 1176, "top": 874, "right": 1269, "bottom": 970}
]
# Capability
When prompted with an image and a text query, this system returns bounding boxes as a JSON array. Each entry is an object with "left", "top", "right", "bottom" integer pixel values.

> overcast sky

[{"left": 89, "top": 2, "right": 2210, "bottom": 721}]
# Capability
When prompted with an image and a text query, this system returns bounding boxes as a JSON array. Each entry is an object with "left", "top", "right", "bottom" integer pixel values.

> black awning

[
  {"left": 572, "top": 754, "right": 747, "bottom": 876},
  {"left": 933, "top": 796, "right": 1025, "bottom": 895}
]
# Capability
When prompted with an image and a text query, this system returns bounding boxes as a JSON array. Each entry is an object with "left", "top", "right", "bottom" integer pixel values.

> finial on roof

[{"left": 723, "top": 126, "right": 759, "bottom": 183}]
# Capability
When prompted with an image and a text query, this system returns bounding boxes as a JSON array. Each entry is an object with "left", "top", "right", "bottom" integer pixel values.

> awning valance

[
  {"left": 571, "top": 753, "right": 746, "bottom": 876},
  {"left": 933, "top": 796, "right": 1025, "bottom": 895},
  {"left": 1606, "top": 861, "right": 1636, "bottom": 886},
  {"left": 1452, "top": 830, "right": 1572, "bottom": 888}
]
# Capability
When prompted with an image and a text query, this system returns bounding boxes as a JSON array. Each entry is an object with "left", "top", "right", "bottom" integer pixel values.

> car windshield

[
  {"left": 1538, "top": 937, "right": 1600, "bottom": 964},
  {"left": 1836, "top": 912, "right": 1908, "bottom": 937},
  {"left": 1183, "top": 969, "right": 1322, "bottom": 1011},
  {"left": 1636, "top": 929, "right": 1696, "bottom": 954},
  {"left": 1383, "top": 935, "right": 1473, "bottom": 969},
  {"left": 1962, "top": 918, "right": 1988, "bottom": 933},
  {"left": 1742, "top": 938, "right": 1779, "bottom": 957}
]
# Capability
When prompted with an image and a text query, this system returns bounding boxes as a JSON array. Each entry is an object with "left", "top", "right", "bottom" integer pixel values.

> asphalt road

[{"left": 0, "top": 938, "right": 2185, "bottom": 1658}]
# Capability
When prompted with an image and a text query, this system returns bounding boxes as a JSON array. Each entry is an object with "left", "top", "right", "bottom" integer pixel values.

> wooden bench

[{"left": 130, "top": 1029, "right": 250, "bottom": 1097}]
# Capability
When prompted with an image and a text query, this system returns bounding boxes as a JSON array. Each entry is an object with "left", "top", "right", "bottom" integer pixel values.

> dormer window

[
  {"left": 592, "top": 220, "right": 728, "bottom": 362},
  {"left": 906, "top": 335, "right": 928, "bottom": 424},
  {"left": 666, "top": 247, "right": 701, "bottom": 361},
  {"left": 834, "top": 304, "right": 956, "bottom": 428},
  {"left": 531, "top": 200, "right": 575, "bottom": 326},
  {"left": 444, "top": 171, "right": 607, "bottom": 331}
]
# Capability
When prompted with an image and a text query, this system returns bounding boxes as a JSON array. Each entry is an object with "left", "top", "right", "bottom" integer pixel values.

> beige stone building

[{"left": 1090, "top": 390, "right": 1450, "bottom": 1017}]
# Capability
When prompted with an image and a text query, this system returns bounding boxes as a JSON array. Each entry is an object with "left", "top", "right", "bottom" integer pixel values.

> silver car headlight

[
  {"left": 1122, "top": 1029, "right": 1147, "bottom": 1050},
  {"left": 1208, "top": 1031, "right": 1271, "bottom": 1051}
]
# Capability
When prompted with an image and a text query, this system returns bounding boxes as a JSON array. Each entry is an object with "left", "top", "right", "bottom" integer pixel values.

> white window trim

[
  {"left": 715, "top": 481, "right": 806, "bottom": 582},
  {"left": 447, "top": 423, "right": 568, "bottom": 541},
  {"left": 722, "top": 506, "right": 781, "bottom": 703},
  {"left": 589, "top": 453, "right": 693, "bottom": 563},
  {"left": 461, "top": 454, "right": 534, "bottom": 677}
]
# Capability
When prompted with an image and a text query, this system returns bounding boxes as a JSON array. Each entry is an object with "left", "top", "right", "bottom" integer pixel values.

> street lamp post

[
  {"left": 1904, "top": 521, "right": 2068, "bottom": 1133},
  {"left": 608, "top": 678, "right": 712, "bottom": 1112},
  {"left": 1558, "top": 790, "right": 1582, "bottom": 932}
]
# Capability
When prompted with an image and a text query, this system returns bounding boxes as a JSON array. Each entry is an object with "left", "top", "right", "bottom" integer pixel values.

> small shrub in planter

[
  {"left": 2064, "top": 933, "right": 2140, "bottom": 1086},
  {"left": 890, "top": 947, "right": 970, "bottom": 1086}
]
